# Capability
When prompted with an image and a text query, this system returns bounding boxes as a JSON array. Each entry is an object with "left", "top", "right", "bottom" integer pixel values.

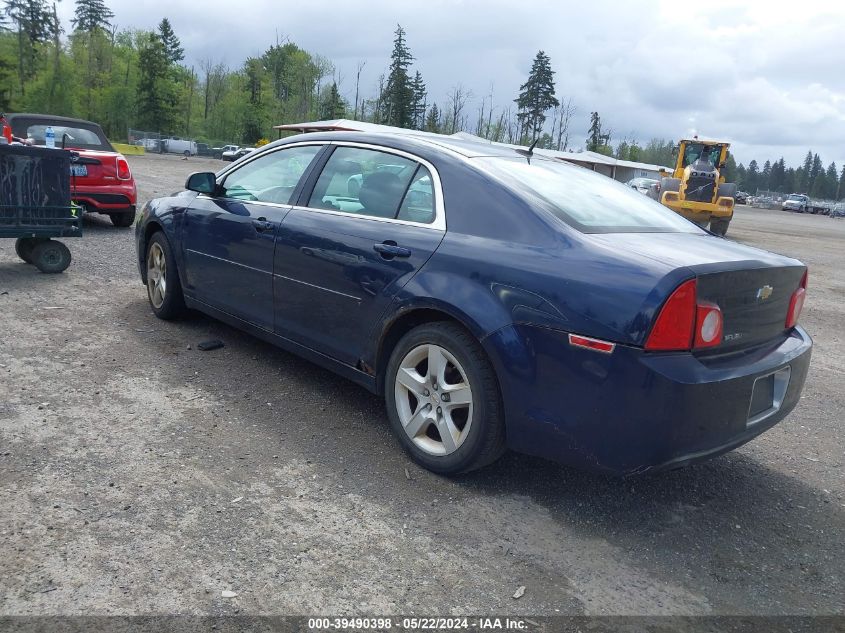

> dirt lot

[{"left": 1, "top": 153, "right": 843, "bottom": 616}]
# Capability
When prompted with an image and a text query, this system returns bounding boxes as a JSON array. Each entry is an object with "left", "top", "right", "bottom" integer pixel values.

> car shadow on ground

[{"left": 115, "top": 295, "right": 843, "bottom": 606}]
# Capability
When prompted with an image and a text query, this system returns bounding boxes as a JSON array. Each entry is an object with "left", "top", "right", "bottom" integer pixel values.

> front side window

[
  {"left": 308, "top": 146, "right": 434, "bottom": 222},
  {"left": 221, "top": 145, "right": 321, "bottom": 205},
  {"left": 476, "top": 156, "right": 703, "bottom": 234}
]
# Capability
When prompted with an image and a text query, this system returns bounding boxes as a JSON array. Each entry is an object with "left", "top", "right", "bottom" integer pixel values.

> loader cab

[{"left": 675, "top": 140, "right": 728, "bottom": 174}]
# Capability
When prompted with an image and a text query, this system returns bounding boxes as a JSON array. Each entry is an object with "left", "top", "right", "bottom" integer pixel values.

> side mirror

[{"left": 186, "top": 172, "right": 216, "bottom": 194}]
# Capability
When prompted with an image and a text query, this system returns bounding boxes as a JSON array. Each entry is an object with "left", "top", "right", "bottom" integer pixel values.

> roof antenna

[{"left": 516, "top": 137, "right": 541, "bottom": 162}]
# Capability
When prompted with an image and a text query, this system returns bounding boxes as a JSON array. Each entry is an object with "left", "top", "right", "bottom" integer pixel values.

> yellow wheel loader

[{"left": 657, "top": 138, "right": 736, "bottom": 236}]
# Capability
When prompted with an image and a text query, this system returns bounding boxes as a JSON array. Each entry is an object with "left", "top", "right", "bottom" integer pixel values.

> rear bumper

[
  {"left": 73, "top": 183, "right": 137, "bottom": 213},
  {"left": 484, "top": 325, "right": 812, "bottom": 476}
]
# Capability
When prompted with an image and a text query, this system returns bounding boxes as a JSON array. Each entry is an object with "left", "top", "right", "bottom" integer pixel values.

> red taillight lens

[
  {"left": 645, "top": 279, "right": 697, "bottom": 350},
  {"left": 646, "top": 279, "right": 725, "bottom": 351},
  {"left": 116, "top": 157, "right": 131, "bottom": 180},
  {"left": 786, "top": 270, "right": 808, "bottom": 328},
  {"left": 694, "top": 302, "right": 723, "bottom": 348}
]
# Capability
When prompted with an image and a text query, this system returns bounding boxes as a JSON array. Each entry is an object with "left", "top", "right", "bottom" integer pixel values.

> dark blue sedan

[{"left": 135, "top": 132, "right": 812, "bottom": 475}]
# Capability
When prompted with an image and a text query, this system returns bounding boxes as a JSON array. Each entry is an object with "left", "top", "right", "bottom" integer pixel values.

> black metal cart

[{"left": 0, "top": 143, "right": 81, "bottom": 273}]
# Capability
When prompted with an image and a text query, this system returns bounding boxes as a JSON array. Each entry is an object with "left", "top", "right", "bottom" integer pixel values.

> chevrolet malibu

[{"left": 135, "top": 132, "right": 812, "bottom": 475}]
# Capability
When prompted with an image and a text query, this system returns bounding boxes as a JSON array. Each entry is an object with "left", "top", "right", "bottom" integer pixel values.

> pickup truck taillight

[{"left": 116, "top": 156, "right": 131, "bottom": 180}]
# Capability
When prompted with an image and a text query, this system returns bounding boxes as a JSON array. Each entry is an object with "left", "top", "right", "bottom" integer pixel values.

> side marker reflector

[{"left": 569, "top": 334, "right": 616, "bottom": 354}]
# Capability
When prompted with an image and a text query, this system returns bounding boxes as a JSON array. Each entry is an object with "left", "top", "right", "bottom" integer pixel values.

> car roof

[
  {"left": 276, "top": 130, "right": 533, "bottom": 160},
  {"left": 8, "top": 112, "right": 104, "bottom": 128}
]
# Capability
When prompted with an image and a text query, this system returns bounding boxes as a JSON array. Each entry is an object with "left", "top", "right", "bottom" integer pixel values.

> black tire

[
  {"left": 384, "top": 322, "right": 506, "bottom": 475},
  {"left": 31, "top": 240, "right": 71, "bottom": 273},
  {"left": 14, "top": 237, "right": 44, "bottom": 264},
  {"left": 145, "top": 231, "right": 186, "bottom": 320},
  {"left": 111, "top": 210, "right": 136, "bottom": 228},
  {"left": 709, "top": 217, "right": 730, "bottom": 236},
  {"left": 183, "top": 150, "right": 190, "bottom": 157}
]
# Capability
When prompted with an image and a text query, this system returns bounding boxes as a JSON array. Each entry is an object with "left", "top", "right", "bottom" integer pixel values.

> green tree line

[{"left": 2, "top": 2, "right": 842, "bottom": 199}]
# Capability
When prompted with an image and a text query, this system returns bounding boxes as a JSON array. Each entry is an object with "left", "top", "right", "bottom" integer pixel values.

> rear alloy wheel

[
  {"left": 146, "top": 232, "right": 185, "bottom": 319},
  {"left": 31, "top": 240, "right": 71, "bottom": 273},
  {"left": 385, "top": 323, "right": 505, "bottom": 474},
  {"left": 111, "top": 210, "right": 136, "bottom": 228}
]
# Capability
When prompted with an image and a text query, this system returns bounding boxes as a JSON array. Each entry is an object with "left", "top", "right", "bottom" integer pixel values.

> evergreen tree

[
  {"left": 424, "top": 102, "right": 441, "bottom": 133},
  {"left": 515, "top": 50, "right": 558, "bottom": 141},
  {"left": 800, "top": 151, "right": 813, "bottom": 192},
  {"left": 783, "top": 167, "right": 796, "bottom": 194},
  {"left": 157, "top": 17, "right": 183, "bottom": 65},
  {"left": 71, "top": 0, "right": 113, "bottom": 32},
  {"left": 736, "top": 163, "right": 747, "bottom": 190},
  {"left": 769, "top": 158, "right": 786, "bottom": 192},
  {"left": 723, "top": 152, "right": 737, "bottom": 183},
  {"left": 839, "top": 165, "right": 845, "bottom": 200},
  {"left": 383, "top": 24, "right": 414, "bottom": 128},
  {"left": 810, "top": 153, "right": 823, "bottom": 184},
  {"left": 136, "top": 33, "right": 175, "bottom": 131},
  {"left": 746, "top": 159, "right": 759, "bottom": 193},
  {"left": 320, "top": 81, "right": 345, "bottom": 120},
  {"left": 586, "top": 111, "right": 611, "bottom": 153},
  {"left": 410, "top": 70, "right": 426, "bottom": 130},
  {"left": 824, "top": 162, "right": 837, "bottom": 199},
  {"left": 761, "top": 160, "right": 772, "bottom": 190},
  {"left": 4, "top": 0, "right": 56, "bottom": 92},
  {"left": 810, "top": 171, "right": 827, "bottom": 198}
]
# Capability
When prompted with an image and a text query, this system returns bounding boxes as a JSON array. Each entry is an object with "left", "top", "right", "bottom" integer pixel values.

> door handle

[
  {"left": 251, "top": 218, "right": 274, "bottom": 232},
  {"left": 373, "top": 241, "right": 411, "bottom": 258}
]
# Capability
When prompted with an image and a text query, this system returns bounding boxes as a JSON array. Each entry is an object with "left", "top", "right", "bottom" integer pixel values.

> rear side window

[
  {"left": 307, "top": 146, "right": 434, "bottom": 223},
  {"left": 17, "top": 122, "right": 111, "bottom": 151},
  {"left": 475, "top": 157, "right": 703, "bottom": 234},
  {"left": 222, "top": 145, "right": 321, "bottom": 204}
]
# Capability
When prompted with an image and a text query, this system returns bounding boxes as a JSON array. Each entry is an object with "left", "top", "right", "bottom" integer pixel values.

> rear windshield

[
  {"left": 13, "top": 120, "right": 112, "bottom": 151},
  {"left": 475, "top": 156, "right": 703, "bottom": 234}
]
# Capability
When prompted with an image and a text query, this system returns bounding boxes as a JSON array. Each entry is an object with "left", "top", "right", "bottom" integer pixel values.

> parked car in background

[
  {"left": 213, "top": 144, "right": 239, "bottom": 159},
  {"left": 7, "top": 112, "right": 137, "bottom": 227},
  {"left": 783, "top": 194, "right": 810, "bottom": 212},
  {"left": 735, "top": 191, "right": 749, "bottom": 205},
  {"left": 625, "top": 177, "right": 659, "bottom": 195},
  {"left": 135, "top": 131, "right": 811, "bottom": 476},
  {"left": 196, "top": 143, "right": 214, "bottom": 157},
  {"left": 222, "top": 147, "right": 256, "bottom": 162},
  {"left": 830, "top": 202, "right": 845, "bottom": 219}
]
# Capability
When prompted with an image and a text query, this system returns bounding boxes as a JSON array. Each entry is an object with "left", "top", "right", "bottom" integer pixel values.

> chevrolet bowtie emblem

[{"left": 757, "top": 285, "right": 773, "bottom": 301}]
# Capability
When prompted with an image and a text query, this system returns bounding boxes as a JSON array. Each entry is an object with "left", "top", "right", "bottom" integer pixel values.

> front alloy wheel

[
  {"left": 147, "top": 241, "right": 167, "bottom": 310},
  {"left": 145, "top": 232, "right": 185, "bottom": 320}
]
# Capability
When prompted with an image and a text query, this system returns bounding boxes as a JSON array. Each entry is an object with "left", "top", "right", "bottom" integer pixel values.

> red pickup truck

[{"left": 6, "top": 113, "right": 137, "bottom": 227}]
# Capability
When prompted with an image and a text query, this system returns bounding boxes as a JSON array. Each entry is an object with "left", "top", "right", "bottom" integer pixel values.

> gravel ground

[{"left": 0, "top": 153, "right": 843, "bottom": 616}]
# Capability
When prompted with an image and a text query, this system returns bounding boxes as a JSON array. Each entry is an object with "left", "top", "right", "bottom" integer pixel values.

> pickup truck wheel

[
  {"left": 111, "top": 210, "right": 136, "bottom": 228},
  {"left": 385, "top": 322, "right": 506, "bottom": 475},
  {"left": 31, "top": 239, "right": 71, "bottom": 273}
]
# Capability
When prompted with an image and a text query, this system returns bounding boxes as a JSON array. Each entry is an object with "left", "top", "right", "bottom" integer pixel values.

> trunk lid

[
  {"left": 69, "top": 149, "right": 118, "bottom": 183},
  {"left": 588, "top": 232, "right": 806, "bottom": 350}
]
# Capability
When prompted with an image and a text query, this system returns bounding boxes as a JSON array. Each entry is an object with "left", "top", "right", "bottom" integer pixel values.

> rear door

[
  {"left": 274, "top": 144, "right": 445, "bottom": 366},
  {"left": 181, "top": 144, "right": 324, "bottom": 330}
]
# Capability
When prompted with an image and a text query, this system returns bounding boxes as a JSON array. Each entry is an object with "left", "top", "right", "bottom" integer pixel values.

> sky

[{"left": 55, "top": 0, "right": 845, "bottom": 169}]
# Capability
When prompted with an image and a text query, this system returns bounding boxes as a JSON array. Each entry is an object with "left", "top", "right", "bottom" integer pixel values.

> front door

[
  {"left": 273, "top": 145, "right": 445, "bottom": 366},
  {"left": 181, "top": 144, "right": 323, "bottom": 330}
]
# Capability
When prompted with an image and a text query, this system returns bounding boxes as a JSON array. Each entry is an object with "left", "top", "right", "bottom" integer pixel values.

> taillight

[
  {"left": 786, "top": 270, "right": 808, "bottom": 328},
  {"left": 116, "top": 156, "right": 131, "bottom": 180},
  {"left": 645, "top": 279, "right": 696, "bottom": 350},
  {"left": 694, "top": 302, "right": 723, "bottom": 348},
  {"left": 645, "top": 279, "right": 724, "bottom": 351}
]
